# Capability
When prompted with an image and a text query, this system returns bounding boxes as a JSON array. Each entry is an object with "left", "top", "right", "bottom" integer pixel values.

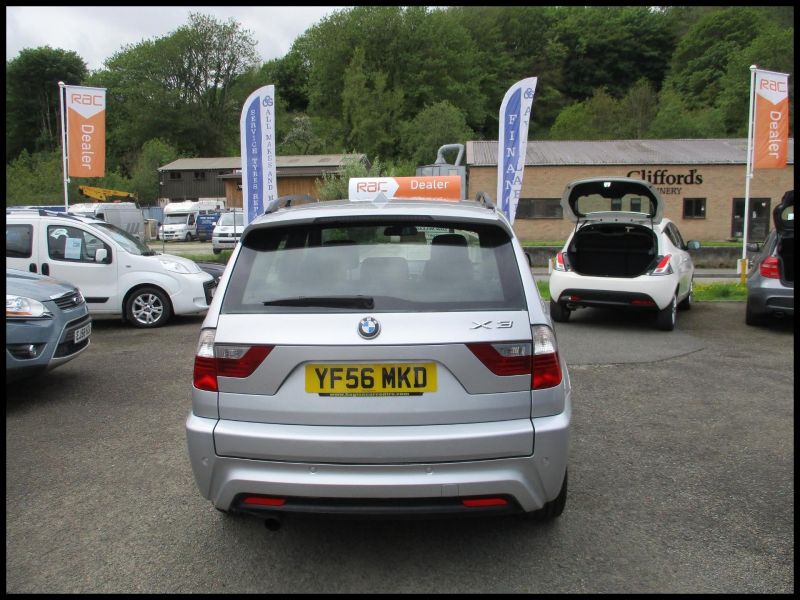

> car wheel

[
  {"left": 185, "top": 233, "right": 192, "bottom": 242},
  {"left": 745, "top": 298, "right": 764, "bottom": 326},
  {"left": 213, "top": 248, "right": 221, "bottom": 255},
  {"left": 656, "top": 293, "right": 677, "bottom": 331},
  {"left": 125, "top": 286, "right": 172, "bottom": 328},
  {"left": 522, "top": 470, "right": 568, "bottom": 521},
  {"left": 678, "top": 280, "right": 692, "bottom": 311},
  {"left": 549, "top": 299, "right": 571, "bottom": 323}
]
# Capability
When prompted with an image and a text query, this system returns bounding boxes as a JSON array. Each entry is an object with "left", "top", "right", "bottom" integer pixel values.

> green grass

[
  {"left": 171, "top": 251, "right": 232, "bottom": 264},
  {"left": 536, "top": 280, "right": 746, "bottom": 302}
]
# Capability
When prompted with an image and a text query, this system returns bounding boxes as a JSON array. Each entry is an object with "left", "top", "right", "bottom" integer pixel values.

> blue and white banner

[
  {"left": 497, "top": 77, "right": 537, "bottom": 224},
  {"left": 240, "top": 84, "right": 278, "bottom": 225}
]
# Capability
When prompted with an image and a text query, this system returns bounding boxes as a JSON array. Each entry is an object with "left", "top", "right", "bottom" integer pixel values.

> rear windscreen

[
  {"left": 221, "top": 219, "right": 527, "bottom": 313},
  {"left": 571, "top": 180, "right": 657, "bottom": 217}
]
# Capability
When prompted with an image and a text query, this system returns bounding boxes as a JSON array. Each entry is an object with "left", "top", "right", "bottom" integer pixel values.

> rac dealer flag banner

[
  {"left": 65, "top": 85, "right": 106, "bottom": 177},
  {"left": 754, "top": 69, "right": 790, "bottom": 169},
  {"left": 497, "top": 77, "right": 537, "bottom": 224},
  {"left": 348, "top": 176, "right": 461, "bottom": 201},
  {"left": 240, "top": 84, "right": 278, "bottom": 225}
]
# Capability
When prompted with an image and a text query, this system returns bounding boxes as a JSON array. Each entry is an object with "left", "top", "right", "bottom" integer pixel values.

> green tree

[
  {"left": 401, "top": 101, "right": 474, "bottom": 167},
  {"left": 129, "top": 138, "right": 179, "bottom": 204},
  {"left": 549, "top": 88, "right": 624, "bottom": 140},
  {"left": 341, "top": 48, "right": 404, "bottom": 161},
  {"left": 88, "top": 12, "right": 258, "bottom": 167},
  {"left": 316, "top": 154, "right": 380, "bottom": 201},
  {"left": 6, "top": 46, "right": 87, "bottom": 162},
  {"left": 716, "top": 27, "right": 794, "bottom": 135},
  {"left": 620, "top": 78, "right": 659, "bottom": 139},
  {"left": 666, "top": 8, "right": 768, "bottom": 110}
]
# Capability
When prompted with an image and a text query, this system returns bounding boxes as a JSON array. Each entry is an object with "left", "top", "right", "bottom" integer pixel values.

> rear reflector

[
  {"left": 242, "top": 496, "right": 286, "bottom": 507},
  {"left": 631, "top": 298, "right": 656, "bottom": 306},
  {"left": 462, "top": 497, "right": 508, "bottom": 507}
]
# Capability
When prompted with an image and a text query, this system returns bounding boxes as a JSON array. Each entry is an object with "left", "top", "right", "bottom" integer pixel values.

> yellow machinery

[{"left": 77, "top": 185, "right": 138, "bottom": 202}]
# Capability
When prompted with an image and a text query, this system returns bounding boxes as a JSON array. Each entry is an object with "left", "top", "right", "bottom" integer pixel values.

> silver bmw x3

[{"left": 186, "top": 194, "right": 571, "bottom": 523}]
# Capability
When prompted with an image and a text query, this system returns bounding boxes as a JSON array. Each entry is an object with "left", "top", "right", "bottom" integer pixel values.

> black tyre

[
  {"left": 656, "top": 294, "right": 677, "bottom": 331},
  {"left": 125, "top": 286, "right": 172, "bottom": 328},
  {"left": 549, "top": 299, "right": 571, "bottom": 323},
  {"left": 745, "top": 298, "right": 764, "bottom": 326},
  {"left": 213, "top": 248, "right": 222, "bottom": 255},
  {"left": 522, "top": 470, "right": 568, "bottom": 521},
  {"left": 185, "top": 232, "right": 192, "bottom": 242},
  {"left": 677, "top": 280, "right": 692, "bottom": 311}
]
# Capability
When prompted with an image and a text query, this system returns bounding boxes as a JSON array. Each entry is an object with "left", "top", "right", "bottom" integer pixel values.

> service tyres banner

[
  {"left": 753, "top": 69, "right": 790, "bottom": 169},
  {"left": 240, "top": 84, "right": 278, "bottom": 225},
  {"left": 65, "top": 85, "right": 106, "bottom": 177},
  {"left": 497, "top": 77, "right": 537, "bottom": 224}
]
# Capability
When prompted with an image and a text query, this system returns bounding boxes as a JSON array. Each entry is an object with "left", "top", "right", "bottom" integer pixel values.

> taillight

[
  {"left": 193, "top": 328, "right": 273, "bottom": 392},
  {"left": 532, "top": 325, "right": 562, "bottom": 390},
  {"left": 650, "top": 254, "right": 673, "bottom": 276},
  {"left": 467, "top": 342, "right": 531, "bottom": 376},
  {"left": 759, "top": 256, "right": 781, "bottom": 279},
  {"left": 554, "top": 251, "right": 570, "bottom": 272},
  {"left": 466, "top": 326, "right": 562, "bottom": 390}
]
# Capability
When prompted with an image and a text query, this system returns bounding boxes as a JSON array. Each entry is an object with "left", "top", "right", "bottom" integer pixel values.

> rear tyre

[
  {"left": 523, "top": 470, "right": 568, "bottom": 521},
  {"left": 125, "top": 286, "right": 172, "bottom": 328},
  {"left": 213, "top": 248, "right": 222, "bottom": 255},
  {"left": 656, "top": 294, "right": 677, "bottom": 331},
  {"left": 185, "top": 233, "right": 192, "bottom": 242},
  {"left": 745, "top": 298, "right": 764, "bottom": 326},
  {"left": 677, "top": 280, "right": 693, "bottom": 311},
  {"left": 549, "top": 300, "right": 571, "bottom": 323}
]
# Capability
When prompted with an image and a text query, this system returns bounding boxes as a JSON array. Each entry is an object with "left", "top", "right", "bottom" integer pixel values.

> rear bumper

[
  {"left": 550, "top": 271, "right": 676, "bottom": 310},
  {"left": 186, "top": 407, "right": 570, "bottom": 514},
  {"left": 747, "top": 282, "right": 794, "bottom": 316}
]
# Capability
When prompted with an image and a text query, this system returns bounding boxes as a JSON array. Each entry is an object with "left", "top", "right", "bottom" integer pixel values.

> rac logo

[
  {"left": 759, "top": 79, "right": 787, "bottom": 93},
  {"left": 356, "top": 181, "right": 390, "bottom": 193},
  {"left": 70, "top": 93, "right": 104, "bottom": 106}
]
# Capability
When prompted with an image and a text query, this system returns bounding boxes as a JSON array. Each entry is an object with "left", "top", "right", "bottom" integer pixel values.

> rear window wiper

[{"left": 262, "top": 295, "right": 375, "bottom": 309}]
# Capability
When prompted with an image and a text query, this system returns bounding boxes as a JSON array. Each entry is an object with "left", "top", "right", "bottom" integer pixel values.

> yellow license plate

[{"left": 305, "top": 363, "right": 437, "bottom": 396}]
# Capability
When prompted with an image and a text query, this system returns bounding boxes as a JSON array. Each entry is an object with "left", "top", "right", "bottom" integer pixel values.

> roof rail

[
  {"left": 6, "top": 208, "right": 90, "bottom": 221},
  {"left": 264, "top": 194, "right": 320, "bottom": 215},
  {"left": 474, "top": 192, "right": 496, "bottom": 211}
]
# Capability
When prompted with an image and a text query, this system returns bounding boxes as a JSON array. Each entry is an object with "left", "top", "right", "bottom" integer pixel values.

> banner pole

[
  {"left": 740, "top": 65, "right": 758, "bottom": 283},
  {"left": 58, "top": 81, "right": 70, "bottom": 210}
]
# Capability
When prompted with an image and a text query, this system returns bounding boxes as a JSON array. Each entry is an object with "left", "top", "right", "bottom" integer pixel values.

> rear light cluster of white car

[
  {"left": 649, "top": 254, "right": 673, "bottom": 276},
  {"left": 467, "top": 325, "right": 563, "bottom": 390},
  {"left": 194, "top": 326, "right": 563, "bottom": 393},
  {"left": 553, "top": 251, "right": 571, "bottom": 272}
]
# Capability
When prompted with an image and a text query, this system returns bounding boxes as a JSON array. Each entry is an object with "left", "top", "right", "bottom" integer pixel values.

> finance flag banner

[
  {"left": 753, "top": 69, "right": 790, "bottom": 169},
  {"left": 497, "top": 77, "right": 537, "bottom": 223},
  {"left": 240, "top": 84, "right": 278, "bottom": 225},
  {"left": 65, "top": 85, "right": 106, "bottom": 177}
]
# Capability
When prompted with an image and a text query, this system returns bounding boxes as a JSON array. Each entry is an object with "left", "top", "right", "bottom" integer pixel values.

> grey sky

[{"left": 5, "top": 6, "right": 349, "bottom": 71}]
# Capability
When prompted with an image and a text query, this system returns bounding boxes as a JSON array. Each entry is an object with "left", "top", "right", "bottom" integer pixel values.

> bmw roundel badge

[{"left": 357, "top": 316, "right": 380, "bottom": 339}]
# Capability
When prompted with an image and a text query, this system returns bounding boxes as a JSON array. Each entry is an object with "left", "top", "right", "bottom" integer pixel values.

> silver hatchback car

[{"left": 186, "top": 195, "right": 571, "bottom": 524}]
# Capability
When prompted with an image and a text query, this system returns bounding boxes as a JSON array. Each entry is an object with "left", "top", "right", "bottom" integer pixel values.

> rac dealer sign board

[
  {"left": 348, "top": 176, "right": 462, "bottom": 201},
  {"left": 65, "top": 85, "right": 106, "bottom": 178}
]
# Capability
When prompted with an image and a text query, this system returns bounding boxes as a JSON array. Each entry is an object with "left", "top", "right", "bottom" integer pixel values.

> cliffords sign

[{"left": 626, "top": 168, "right": 704, "bottom": 195}]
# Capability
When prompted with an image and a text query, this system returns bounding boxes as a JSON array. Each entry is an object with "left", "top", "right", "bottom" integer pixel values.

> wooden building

[{"left": 158, "top": 154, "right": 368, "bottom": 208}]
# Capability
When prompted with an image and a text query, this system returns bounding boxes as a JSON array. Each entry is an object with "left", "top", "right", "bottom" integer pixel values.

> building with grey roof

[{"left": 466, "top": 139, "right": 794, "bottom": 241}]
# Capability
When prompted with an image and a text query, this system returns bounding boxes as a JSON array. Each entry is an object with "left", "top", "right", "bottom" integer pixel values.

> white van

[
  {"left": 67, "top": 202, "right": 146, "bottom": 241},
  {"left": 6, "top": 210, "right": 215, "bottom": 328},
  {"left": 160, "top": 200, "right": 225, "bottom": 242}
]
